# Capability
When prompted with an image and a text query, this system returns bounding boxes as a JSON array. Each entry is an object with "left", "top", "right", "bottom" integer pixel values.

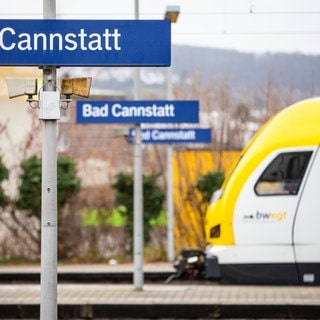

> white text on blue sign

[
  {"left": 129, "top": 128, "right": 212, "bottom": 144},
  {"left": 76, "top": 101, "right": 199, "bottom": 124},
  {"left": 0, "top": 27, "right": 121, "bottom": 52},
  {"left": 0, "top": 20, "right": 170, "bottom": 66}
]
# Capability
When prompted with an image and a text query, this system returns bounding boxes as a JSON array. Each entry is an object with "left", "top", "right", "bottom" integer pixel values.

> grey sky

[{"left": 2, "top": 0, "right": 320, "bottom": 54}]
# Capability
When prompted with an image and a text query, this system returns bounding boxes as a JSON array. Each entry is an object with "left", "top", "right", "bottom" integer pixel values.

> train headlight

[
  {"left": 209, "top": 189, "right": 223, "bottom": 204},
  {"left": 210, "top": 224, "right": 221, "bottom": 238}
]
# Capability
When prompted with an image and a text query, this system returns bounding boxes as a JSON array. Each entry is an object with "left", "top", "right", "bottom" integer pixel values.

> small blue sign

[
  {"left": 0, "top": 20, "right": 170, "bottom": 66},
  {"left": 76, "top": 100, "right": 199, "bottom": 124},
  {"left": 128, "top": 128, "right": 212, "bottom": 144}
]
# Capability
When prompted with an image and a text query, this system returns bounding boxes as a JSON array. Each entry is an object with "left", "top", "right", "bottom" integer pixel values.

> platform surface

[{"left": 0, "top": 263, "right": 319, "bottom": 318}]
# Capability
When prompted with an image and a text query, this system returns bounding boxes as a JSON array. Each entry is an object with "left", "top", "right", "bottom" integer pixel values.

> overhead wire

[{"left": 1, "top": 9, "right": 320, "bottom": 35}]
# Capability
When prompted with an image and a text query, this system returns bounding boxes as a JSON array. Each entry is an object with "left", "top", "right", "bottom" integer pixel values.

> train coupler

[{"left": 165, "top": 248, "right": 206, "bottom": 283}]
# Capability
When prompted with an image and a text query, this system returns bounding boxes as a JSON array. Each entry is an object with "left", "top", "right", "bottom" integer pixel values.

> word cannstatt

[
  {"left": 0, "top": 20, "right": 170, "bottom": 66},
  {"left": 0, "top": 27, "right": 122, "bottom": 51}
]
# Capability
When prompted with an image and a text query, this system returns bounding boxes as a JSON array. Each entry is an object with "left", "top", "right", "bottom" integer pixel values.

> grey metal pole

[
  {"left": 167, "top": 143, "right": 174, "bottom": 261},
  {"left": 133, "top": 122, "right": 143, "bottom": 290},
  {"left": 166, "top": 66, "right": 175, "bottom": 261},
  {"left": 40, "top": 1, "right": 58, "bottom": 319},
  {"left": 133, "top": 0, "right": 144, "bottom": 290}
]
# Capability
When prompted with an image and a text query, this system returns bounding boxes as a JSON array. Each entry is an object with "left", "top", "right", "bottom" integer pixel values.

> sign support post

[
  {"left": 133, "top": 0, "right": 144, "bottom": 291},
  {"left": 167, "top": 142, "right": 174, "bottom": 261},
  {"left": 166, "top": 62, "right": 175, "bottom": 262},
  {"left": 40, "top": 1, "right": 58, "bottom": 320},
  {"left": 133, "top": 121, "right": 144, "bottom": 290}
]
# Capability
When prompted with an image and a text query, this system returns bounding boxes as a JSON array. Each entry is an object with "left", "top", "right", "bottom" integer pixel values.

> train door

[
  {"left": 293, "top": 147, "right": 320, "bottom": 284},
  {"left": 233, "top": 147, "right": 315, "bottom": 283}
]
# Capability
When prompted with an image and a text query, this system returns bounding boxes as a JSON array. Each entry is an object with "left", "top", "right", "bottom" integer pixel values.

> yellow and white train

[{"left": 205, "top": 97, "right": 320, "bottom": 284}]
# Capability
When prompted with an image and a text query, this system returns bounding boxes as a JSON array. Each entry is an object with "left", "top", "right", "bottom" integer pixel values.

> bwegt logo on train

[{"left": 243, "top": 211, "right": 287, "bottom": 223}]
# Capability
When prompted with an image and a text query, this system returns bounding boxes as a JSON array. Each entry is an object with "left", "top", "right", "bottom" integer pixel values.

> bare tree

[{"left": 0, "top": 109, "right": 42, "bottom": 259}]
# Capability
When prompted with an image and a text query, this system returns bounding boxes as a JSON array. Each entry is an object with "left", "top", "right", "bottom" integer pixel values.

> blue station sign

[
  {"left": 0, "top": 20, "right": 170, "bottom": 66},
  {"left": 128, "top": 128, "right": 212, "bottom": 144},
  {"left": 76, "top": 100, "right": 199, "bottom": 124}
]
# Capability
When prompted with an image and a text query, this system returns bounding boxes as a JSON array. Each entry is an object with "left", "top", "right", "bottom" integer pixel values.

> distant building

[
  {"left": 58, "top": 93, "right": 134, "bottom": 186},
  {"left": 0, "top": 66, "right": 135, "bottom": 189}
]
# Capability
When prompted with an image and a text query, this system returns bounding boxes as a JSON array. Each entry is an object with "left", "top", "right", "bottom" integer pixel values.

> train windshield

[{"left": 254, "top": 151, "right": 312, "bottom": 196}]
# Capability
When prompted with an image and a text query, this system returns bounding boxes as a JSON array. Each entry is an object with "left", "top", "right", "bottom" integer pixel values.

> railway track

[{"left": 0, "top": 271, "right": 175, "bottom": 284}]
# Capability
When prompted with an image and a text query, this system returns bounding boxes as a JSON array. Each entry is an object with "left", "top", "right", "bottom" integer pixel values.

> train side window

[{"left": 254, "top": 151, "right": 312, "bottom": 196}]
